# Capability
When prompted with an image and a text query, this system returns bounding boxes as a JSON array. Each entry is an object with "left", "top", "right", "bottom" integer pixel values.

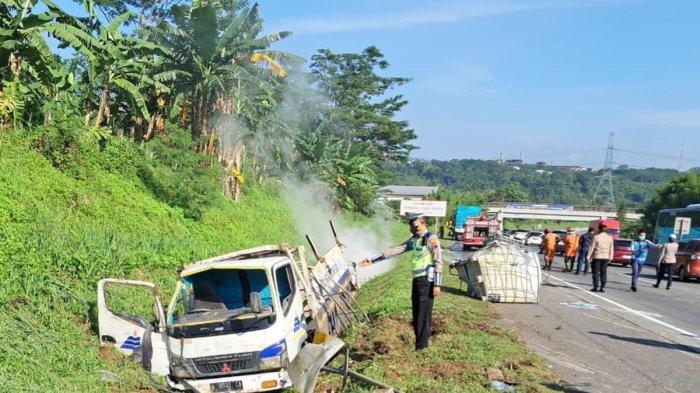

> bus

[{"left": 653, "top": 204, "right": 700, "bottom": 244}]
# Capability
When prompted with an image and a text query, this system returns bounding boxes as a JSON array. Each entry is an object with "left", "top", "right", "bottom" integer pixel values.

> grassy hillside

[{"left": 0, "top": 130, "right": 298, "bottom": 391}]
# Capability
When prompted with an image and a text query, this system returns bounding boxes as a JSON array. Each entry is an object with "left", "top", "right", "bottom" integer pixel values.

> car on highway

[
  {"left": 513, "top": 229, "right": 529, "bottom": 243},
  {"left": 675, "top": 239, "right": 700, "bottom": 281},
  {"left": 553, "top": 230, "right": 567, "bottom": 255},
  {"left": 526, "top": 231, "right": 544, "bottom": 246},
  {"left": 611, "top": 238, "right": 633, "bottom": 266}
]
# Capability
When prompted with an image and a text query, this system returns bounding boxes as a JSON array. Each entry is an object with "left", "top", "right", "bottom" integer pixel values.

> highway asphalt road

[{"left": 448, "top": 244, "right": 700, "bottom": 393}]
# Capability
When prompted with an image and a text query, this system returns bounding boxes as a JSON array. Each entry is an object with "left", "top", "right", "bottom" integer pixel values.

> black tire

[
  {"left": 679, "top": 267, "right": 690, "bottom": 282},
  {"left": 463, "top": 244, "right": 470, "bottom": 251}
]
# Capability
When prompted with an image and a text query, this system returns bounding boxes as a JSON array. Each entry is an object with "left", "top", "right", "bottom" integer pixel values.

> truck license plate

[
  {"left": 622, "top": 255, "right": 631, "bottom": 259},
  {"left": 210, "top": 380, "right": 243, "bottom": 392}
]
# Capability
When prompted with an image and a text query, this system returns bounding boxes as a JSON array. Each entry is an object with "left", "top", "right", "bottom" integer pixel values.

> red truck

[
  {"left": 589, "top": 218, "right": 621, "bottom": 239},
  {"left": 462, "top": 214, "right": 501, "bottom": 250}
]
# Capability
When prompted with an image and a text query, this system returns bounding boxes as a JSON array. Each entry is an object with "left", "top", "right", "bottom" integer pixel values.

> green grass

[
  {"left": 318, "top": 240, "right": 559, "bottom": 393},
  {"left": 0, "top": 131, "right": 298, "bottom": 392}
]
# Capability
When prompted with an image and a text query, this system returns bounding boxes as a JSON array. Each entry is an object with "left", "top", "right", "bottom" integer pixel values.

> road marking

[{"left": 544, "top": 274, "right": 699, "bottom": 340}]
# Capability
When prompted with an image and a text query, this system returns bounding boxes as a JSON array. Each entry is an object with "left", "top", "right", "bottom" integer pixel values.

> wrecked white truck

[{"left": 97, "top": 223, "right": 394, "bottom": 393}]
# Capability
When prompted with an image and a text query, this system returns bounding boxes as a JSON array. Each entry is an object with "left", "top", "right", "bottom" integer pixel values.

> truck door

[
  {"left": 273, "top": 262, "right": 307, "bottom": 360},
  {"left": 97, "top": 279, "right": 170, "bottom": 376}
]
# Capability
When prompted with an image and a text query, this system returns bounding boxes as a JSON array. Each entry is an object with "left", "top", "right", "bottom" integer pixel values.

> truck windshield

[{"left": 167, "top": 268, "right": 275, "bottom": 337}]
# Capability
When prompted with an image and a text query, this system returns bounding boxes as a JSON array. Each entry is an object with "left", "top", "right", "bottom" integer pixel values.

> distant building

[
  {"left": 536, "top": 161, "right": 547, "bottom": 166},
  {"left": 505, "top": 159, "right": 524, "bottom": 165},
  {"left": 380, "top": 185, "right": 439, "bottom": 201},
  {"left": 547, "top": 165, "right": 587, "bottom": 172}
]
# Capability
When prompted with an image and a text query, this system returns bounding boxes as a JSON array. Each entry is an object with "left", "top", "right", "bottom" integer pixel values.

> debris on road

[{"left": 560, "top": 300, "right": 599, "bottom": 310}]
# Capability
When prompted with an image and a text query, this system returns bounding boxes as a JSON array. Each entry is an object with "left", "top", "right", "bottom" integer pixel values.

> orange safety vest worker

[
  {"left": 563, "top": 233, "right": 578, "bottom": 257},
  {"left": 542, "top": 232, "right": 559, "bottom": 260}
]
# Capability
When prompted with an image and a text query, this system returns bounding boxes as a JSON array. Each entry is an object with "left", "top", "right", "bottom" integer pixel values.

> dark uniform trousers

[
  {"left": 656, "top": 263, "right": 674, "bottom": 289},
  {"left": 591, "top": 259, "right": 608, "bottom": 290},
  {"left": 411, "top": 275, "right": 434, "bottom": 350}
]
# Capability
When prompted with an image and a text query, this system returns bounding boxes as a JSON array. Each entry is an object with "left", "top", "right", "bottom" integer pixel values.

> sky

[{"left": 57, "top": 0, "right": 700, "bottom": 169}]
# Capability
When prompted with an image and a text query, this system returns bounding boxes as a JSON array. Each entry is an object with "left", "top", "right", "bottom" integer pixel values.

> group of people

[{"left": 540, "top": 226, "right": 680, "bottom": 292}]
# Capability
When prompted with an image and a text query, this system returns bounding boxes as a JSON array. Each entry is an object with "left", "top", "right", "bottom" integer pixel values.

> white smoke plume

[{"left": 282, "top": 178, "right": 398, "bottom": 263}]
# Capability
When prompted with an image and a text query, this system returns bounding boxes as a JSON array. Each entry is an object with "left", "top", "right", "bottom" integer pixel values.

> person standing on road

[
  {"left": 653, "top": 234, "right": 678, "bottom": 290},
  {"left": 587, "top": 224, "right": 614, "bottom": 292},
  {"left": 541, "top": 229, "right": 560, "bottom": 270},
  {"left": 630, "top": 229, "right": 654, "bottom": 292},
  {"left": 576, "top": 227, "right": 595, "bottom": 275},
  {"left": 360, "top": 213, "right": 442, "bottom": 350},
  {"left": 563, "top": 227, "right": 578, "bottom": 272}
]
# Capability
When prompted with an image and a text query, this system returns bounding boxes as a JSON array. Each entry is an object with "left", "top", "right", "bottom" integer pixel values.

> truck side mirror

[{"left": 250, "top": 292, "right": 262, "bottom": 314}]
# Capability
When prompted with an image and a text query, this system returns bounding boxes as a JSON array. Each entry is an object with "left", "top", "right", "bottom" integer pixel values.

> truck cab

[{"left": 97, "top": 246, "right": 310, "bottom": 393}]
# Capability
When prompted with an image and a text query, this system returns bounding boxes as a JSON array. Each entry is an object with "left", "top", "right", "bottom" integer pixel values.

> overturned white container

[{"left": 451, "top": 238, "right": 542, "bottom": 303}]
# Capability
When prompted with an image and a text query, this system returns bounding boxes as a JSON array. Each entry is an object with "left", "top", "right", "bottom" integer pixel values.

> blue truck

[{"left": 453, "top": 205, "right": 482, "bottom": 240}]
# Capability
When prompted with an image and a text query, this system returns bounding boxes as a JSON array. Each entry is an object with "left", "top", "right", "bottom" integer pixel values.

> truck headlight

[{"left": 259, "top": 339, "right": 288, "bottom": 370}]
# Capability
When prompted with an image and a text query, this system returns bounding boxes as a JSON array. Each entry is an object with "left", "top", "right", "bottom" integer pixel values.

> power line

[
  {"left": 614, "top": 148, "right": 700, "bottom": 164},
  {"left": 526, "top": 148, "right": 606, "bottom": 160}
]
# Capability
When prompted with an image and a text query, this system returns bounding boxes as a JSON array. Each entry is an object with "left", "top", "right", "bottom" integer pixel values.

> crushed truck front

[{"left": 164, "top": 253, "right": 308, "bottom": 392}]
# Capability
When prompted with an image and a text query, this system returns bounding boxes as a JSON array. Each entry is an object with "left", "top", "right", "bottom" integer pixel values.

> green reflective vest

[{"left": 409, "top": 233, "right": 434, "bottom": 278}]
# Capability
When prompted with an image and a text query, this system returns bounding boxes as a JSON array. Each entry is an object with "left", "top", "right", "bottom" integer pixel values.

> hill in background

[{"left": 387, "top": 159, "right": 682, "bottom": 207}]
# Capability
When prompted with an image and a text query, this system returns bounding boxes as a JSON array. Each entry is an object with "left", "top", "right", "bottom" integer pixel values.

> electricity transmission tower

[{"left": 592, "top": 132, "right": 616, "bottom": 207}]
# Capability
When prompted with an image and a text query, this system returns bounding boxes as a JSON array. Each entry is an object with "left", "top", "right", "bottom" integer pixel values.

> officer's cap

[{"left": 405, "top": 212, "right": 425, "bottom": 222}]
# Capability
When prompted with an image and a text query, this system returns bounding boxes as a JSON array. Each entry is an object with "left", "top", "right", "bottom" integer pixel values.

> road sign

[
  {"left": 399, "top": 200, "right": 447, "bottom": 217},
  {"left": 674, "top": 216, "right": 691, "bottom": 235}
]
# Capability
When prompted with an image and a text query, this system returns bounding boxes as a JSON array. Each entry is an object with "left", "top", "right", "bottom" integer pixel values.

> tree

[
  {"left": 152, "top": 0, "right": 292, "bottom": 200},
  {"left": 76, "top": 9, "right": 171, "bottom": 129},
  {"left": 485, "top": 182, "right": 529, "bottom": 202},
  {"left": 310, "top": 46, "right": 416, "bottom": 162},
  {"left": 0, "top": 0, "right": 90, "bottom": 127},
  {"left": 296, "top": 126, "right": 378, "bottom": 213},
  {"left": 643, "top": 172, "right": 700, "bottom": 228}
]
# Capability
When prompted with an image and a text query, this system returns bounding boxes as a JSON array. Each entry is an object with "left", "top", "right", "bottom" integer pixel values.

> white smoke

[{"left": 282, "top": 178, "right": 398, "bottom": 266}]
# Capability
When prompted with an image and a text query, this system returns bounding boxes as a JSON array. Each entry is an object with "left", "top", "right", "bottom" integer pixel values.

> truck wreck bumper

[{"left": 171, "top": 369, "right": 292, "bottom": 393}]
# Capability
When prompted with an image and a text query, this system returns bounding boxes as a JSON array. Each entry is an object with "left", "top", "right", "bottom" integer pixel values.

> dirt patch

[
  {"left": 430, "top": 315, "right": 447, "bottom": 335},
  {"left": 372, "top": 340, "right": 391, "bottom": 355},
  {"left": 98, "top": 346, "right": 121, "bottom": 364},
  {"left": 353, "top": 316, "right": 415, "bottom": 360},
  {"left": 422, "top": 361, "right": 482, "bottom": 380}
]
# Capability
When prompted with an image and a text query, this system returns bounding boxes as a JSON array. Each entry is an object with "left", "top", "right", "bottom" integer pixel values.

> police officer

[{"left": 361, "top": 212, "right": 442, "bottom": 350}]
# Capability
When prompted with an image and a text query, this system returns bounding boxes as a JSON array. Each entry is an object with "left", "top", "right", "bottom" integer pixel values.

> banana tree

[
  {"left": 152, "top": 0, "right": 294, "bottom": 200},
  {"left": 81, "top": 10, "right": 171, "bottom": 128},
  {"left": 0, "top": 0, "right": 92, "bottom": 126},
  {"left": 296, "top": 125, "right": 379, "bottom": 213}
]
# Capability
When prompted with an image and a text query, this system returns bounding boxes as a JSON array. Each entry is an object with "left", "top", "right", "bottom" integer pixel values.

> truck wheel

[
  {"left": 679, "top": 268, "right": 689, "bottom": 282},
  {"left": 463, "top": 244, "right": 470, "bottom": 251}
]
